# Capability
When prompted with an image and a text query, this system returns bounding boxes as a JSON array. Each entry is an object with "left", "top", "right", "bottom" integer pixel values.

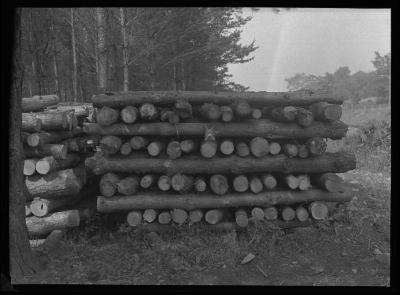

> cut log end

[
  {"left": 200, "top": 140, "right": 217, "bottom": 158},
  {"left": 117, "top": 176, "right": 139, "bottom": 195},
  {"left": 261, "top": 174, "right": 277, "bottom": 190},
  {"left": 189, "top": 210, "right": 203, "bottom": 223},
  {"left": 120, "top": 106, "right": 138, "bottom": 124},
  {"left": 235, "top": 209, "right": 249, "bottom": 227},
  {"left": 295, "top": 206, "right": 309, "bottom": 222},
  {"left": 236, "top": 142, "right": 250, "bottom": 157},
  {"left": 269, "top": 142, "right": 281, "bottom": 155},
  {"left": 249, "top": 176, "right": 263, "bottom": 194},
  {"left": 158, "top": 211, "right": 172, "bottom": 224},
  {"left": 143, "top": 209, "right": 158, "bottom": 223},
  {"left": 24, "top": 159, "right": 38, "bottom": 176},
  {"left": 130, "top": 136, "right": 148, "bottom": 150},
  {"left": 309, "top": 202, "right": 329, "bottom": 220},
  {"left": 264, "top": 207, "right": 278, "bottom": 220},
  {"left": 171, "top": 209, "right": 188, "bottom": 225},
  {"left": 158, "top": 175, "right": 171, "bottom": 191},
  {"left": 140, "top": 174, "right": 155, "bottom": 189},
  {"left": 209, "top": 174, "right": 229, "bottom": 195},
  {"left": 120, "top": 142, "right": 132, "bottom": 156},
  {"left": 205, "top": 209, "right": 224, "bottom": 225},
  {"left": 100, "top": 172, "right": 121, "bottom": 197},
  {"left": 220, "top": 140, "right": 235, "bottom": 155},
  {"left": 250, "top": 137, "right": 269, "bottom": 158},
  {"left": 127, "top": 211, "right": 142, "bottom": 227},
  {"left": 147, "top": 141, "right": 164, "bottom": 157},
  {"left": 167, "top": 141, "right": 182, "bottom": 159},
  {"left": 281, "top": 206, "right": 296, "bottom": 221},
  {"left": 251, "top": 207, "right": 265, "bottom": 221}
]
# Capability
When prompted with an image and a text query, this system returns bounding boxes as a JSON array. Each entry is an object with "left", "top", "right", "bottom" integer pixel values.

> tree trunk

[
  {"left": 140, "top": 174, "right": 155, "bottom": 189},
  {"left": 24, "top": 144, "right": 68, "bottom": 160},
  {"left": 97, "top": 8, "right": 107, "bottom": 92},
  {"left": 22, "top": 95, "right": 60, "bottom": 112},
  {"left": 97, "top": 106, "right": 119, "bottom": 126},
  {"left": 120, "top": 8, "right": 129, "bottom": 92},
  {"left": 22, "top": 114, "right": 42, "bottom": 132},
  {"left": 35, "top": 154, "right": 80, "bottom": 175},
  {"left": 309, "top": 102, "right": 342, "bottom": 122},
  {"left": 120, "top": 106, "right": 138, "bottom": 124},
  {"left": 70, "top": 8, "right": 78, "bottom": 102},
  {"left": 205, "top": 209, "right": 224, "bottom": 225},
  {"left": 209, "top": 174, "right": 229, "bottom": 195},
  {"left": 117, "top": 176, "right": 139, "bottom": 195}
]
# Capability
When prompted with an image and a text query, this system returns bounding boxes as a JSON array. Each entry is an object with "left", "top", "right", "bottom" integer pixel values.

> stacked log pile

[
  {"left": 22, "top": 95, "right": 97, "bottom": 245},
  {"left": 84, "top": 90, "right": 356, "bottom": 230}
]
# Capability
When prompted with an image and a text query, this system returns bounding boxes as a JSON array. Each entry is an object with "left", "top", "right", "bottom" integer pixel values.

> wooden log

[
  {"left": 147, "top": 141, "right": 164, "bottom": 157},
  {"left": 30, "top": 197, "right": 74, "bottom": 217},
  {"left": 268, "top": 106, "right": 297, "bottom": 122},
  {"left": 220, "top": 106, "right": 233, "bottom": 122},
  {"left": 22, "top": 95, "right": 60, "bottom": 112},
  {"left": 139, "top": 103, "right": 158, "bottom": 121},
  {"left": 130, "top": 136, "right": 148, "bottom": 150},
  {"left": 250, "top": 137, "right": 269, "bottom": 158},
  {"left": 35, "top": 154, "right": 80, "bottom": 175},
  {"left": 297, "top": 144, "right": 309, "bottom": 158},
  {"left": 233, "top": 175, "right": 249, "bottom": 192},
  {"left": 200, "top": 103, "right": 221, "bottom": 121},
  {"left": 298, "top": 174, "right": 311, "bottom": 191},
  {"left": 24, "top": 159, "right": 39, "bottom": 176},
  {"left": 24, "top": 144, "right": 68, "bottom": 160},
  {"left": 205, "top": 209, "right": 224, "bottom": 224},
  {"left": 26, "top": 168, "right": 84, "bottom": 199},
  {"left": 99, "top": 172, "right": 121, "bottom": 197},
  {"left": 269, "top": 142, "right": 281, "bottom": 155},
  {"left": 236, "top": 142, "right": 250, "bottom": 157},
  {"left": 143, "top": 209, "right": 158, "bottom": 223},
  {"left": 231, "top": 99, "right": 252, "bottom": 117},
  {"left": 30, "top": 229, "right": 65, "bottom": 251},
  {"left": 65, "top": 110, "right": 78, "bottom": 130},
  {"left": 120, "top": 142, "right": 132, "bottom": 156},
  {"left": 160, "top": 108, "right": 180, "bottom": 124},
  {"left": 309, "top": 201, "right": 329, "bottom": 220},
  {"left": 261, "top": 174, "right": 277, "bottom": 190},
  {"left": 82, "top": 120, "right": 348, "bottom": 140},
  {"left": 249, "top": 176, "right": 264, "bottom": 194},
  {"left": 171, "top": 208, "right": 188, "bottom": 225},
  {"left": 27, "top": 128, "right": 84, "bottom": 147},
  {"left": 306, "top": 137, "right": 327, "bottom": 156},
  {"left": 117, "top": 176, "right": 139, "bottom": 195},
  {"left": 295, "top": 206, "right": 309, "bottom": 222},
  {"left": 235, "top": 209, "right": 249, "bottom": 227},
  {"left": 200, "top": 140, "right": 217, "bottom": 158},
  {"left": 97, "top": 189, "right": 353, "bottom": 212},
  {"left": 175, "top": 99, "right": 192, "bottom": 120},
  {"left": 281, "top": 206, "right": 296, "bottom": 221},
  {"left": 251, "top": 207, "right": 265, "bottom": 221},
  {"left": 166, "top": 141, "right": 182, "bottom": 159},
  {"left": 97, "top": 106, "right": 119, "bottom": 126},
  {"left": 194, "top": 177, "right": 207, "bottom": 192},
  {"left": 158, "top": 211, "right": 172, "bottom": 224},
  {"left": 22, "top": 114, "right": 42, "bottom": 132},
  {"left": 120, "top": 105, "right": 138, "bottom": 124},
  {"left": 127, "top": 210, "right": 142, "bottom": 227},
  {"left": 309, "top": 102, "right": 342, "bottom": 122},
  {"left": 283, "top": 143, "right": 298, "bottom": 158},
  {"left": 140, "top": 174, "right": 155, "bottom": 189},
  {"left": 209, "top": 174, "right": 229, "bottom": 195},
  {"left": 26, "top": 203, "right": 32, "bottom": 216},
  {"left": 86, "top": 151, "right": 357, "bottom": 175},
  {"left": 285, "top": 174, "right": 300, "bottom": 190},
  {"left": 47, "top": 103, "right": 90, "bottom": 117},
  {"left": 171, "top": 174, "right": 194, "bottom": 193},
  {"left": 26, "top": 209, "right": 80, "bottom": 237},
  {"left": 295, "top": 107, "right": 314, "bottom": 127},
  {"left": 158, "top": 175, "right": 171, "bottom": 191},
  {"left": 33, "top": 111, "right": 69, "bottom": 131},
  {"left": 251, "top": 108, "right": 263, "bottom": 120},
  {"left": 92, "top": 91, "right": 344, "bottom": 108},
  {"left": 219, "top": 140, "right": 235, "bottom": 155},
  {"left": 189, "top": 210, "right": 203, "bottom": 224},
  {"left": 311, "top": 173, "right": 347, "bottom": 193},
  {"left": 180, "top": 139, "right": 196, "bottom": 153},
  {"left": 100, "top": 135, "right": 123, "bottom": 155},
  {"left": 264, "top": 207, "right": 278, "bottom": 220}
]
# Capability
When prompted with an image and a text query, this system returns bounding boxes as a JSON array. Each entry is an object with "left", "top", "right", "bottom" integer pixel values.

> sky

[{"left": 227, "top": 8, "right": 391, "bottom": 91}]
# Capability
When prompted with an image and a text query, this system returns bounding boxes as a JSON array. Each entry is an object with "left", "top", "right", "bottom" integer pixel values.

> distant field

[{"left": 341, "top": 104, "right": 391, "bottom": 126}]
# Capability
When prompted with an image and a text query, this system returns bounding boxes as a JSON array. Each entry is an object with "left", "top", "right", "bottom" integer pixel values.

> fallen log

[
  {"left": 171, "top": 174, "right": 194, "bottom": 193},
  {"left": 220, "top": 106, "right": 233, "bottom": 122},
  {"left": 130, "top": 136, "right": 148, "bottom": 150},
  {"left": 97, "top": 189, "right": 354, "bottom": 212},
  {"left": 97, "top": 106, "right": 119, "bottom": 126},
  {"left": 194, "top": 177, "right": 207, "bottom": 192},
  {"left": 205, "top": 209, "right": 224, "bottom": 224},
  {"left": 100, "top": 135, "right": 123, "bottom": 155},
  {"left": 235, "top": 209, "right": 249, "bottom": 227},
  {"left": 158, "top": 175, "right": 171, "bottom": 191},
  {"left": 22, "top": 95, "right": 60, "bottom": 112},
  {"left": 82, "top": 120, "right": 348, "bottom": 140},
  {"left": 99, "top": 172, "right": 121, "bottom": 197},
  {"left": 30, "top": 196, "right": 77, "bottom": 217},
  {"left": 127, "top": 210, "right": 142, "bottom": 227},
  {"left": 233, "top": 175, "right": 249, "bottom": 192},
  {"left": 140, "top": 103, "right": 158, "bottom": 121},
  {"left": 189, "top": 209, "right": 203, "bottom": 224},
  {"left": 251, "top": 207, "right": 265, "bottom": 221},
  {"left": 158, "top": 211, "right": 172, "bottom": 224},
  {"left": 143, "top": 209, "right": 158, "bottom": 223},
  {"left": 29, "top": 229, "right": 65, "bottom": 251},
  {"left": 26, "top": 209, "right": 80, "bottom": 237},
  {"left": 46, "top": 103, "right": 90, "bottom": 118},
  {"left": 85, "top": 151, "right": 356, "bottom": 175},
  {"left": 171, "top": 209, "right": 188, "bottom": 225},
  {"left": 35, "top": 154, "right": 80, "bottom": 175},
  {"left": 311, "top": 173, "right": 348, "bottom": 193},
  {"left": 120, "top": 142, "right": 132, "bottom": 156},
  {"left": 166, "top": 141, "right": 182, "bottom": 159},
  {"left": 24, "top": 159, "right": 39, "bottom": 176},
  {"left": 220, "top": 140, "right": 235, "bottom": 156},
  {"left": 236, "top": 142, "right": 250, "bottom": 157},
  {"left": 22, "top": 114, "right": 42, "bottom": 132},
  {"left": 120, "top": 105, "right": 138, "bottom": 124},
  {"left": 180, "top": 139, "right": 197, "bottom": 153},
  {"left": 250, "top": 137, "right": 269, "bottom": 158},
  {"left": 117, "top": 176, "right": 139, "bottom": 195},
  {"left": 309, "top": 102, "right": 342, "bottom": 122},
  {"left": 140, "top": 174, "right": 155, "bottom": 189},
  {"left": 209, "top": 174, "right": 229, "bottom": 195},
  {"left": 264, "top": 207, "right": 278, "bottom": 220}
]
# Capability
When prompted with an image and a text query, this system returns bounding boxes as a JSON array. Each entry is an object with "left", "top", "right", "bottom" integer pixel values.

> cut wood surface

[
  {"left": 120, "top": 105, "right": 138, "bottom": 124},
  {"left": 99, "top": 172, "right": 121, "bottom": 197},
  {"left": 100, "top": 135, "right": 123, "bottom": 155},
  {"left": 171, "top": 174, "right": 194, "bottom": 193},
  {"left": 47, "top": 103, "right": 90, "bottom": 117},
  {"left": 180, "top": 139, "right": 196, "bottom": 153},
  {"left": 297, "top": 144, "right": 309, "bottom": 158},
  {"left": 30, "top": 229, "right": 65, "bottom": 251},
  {"left": 143, "top": 209, "right": 158, "bottom": 223},
  {"left": 231, "top": 99, "right": 252, "bottom": 117},
  {"left": 158, "top": 211, "right": 172, "bottom": 224},
  {"left": 86, "top": 151, "right": 357, "bottom": 175},
  {"left": 120, "top": 142, "right": 132, "bottom": 156},
  {"left": 251, "top": 108, "right": 262, "bottom": 119},
  {"left": 281, "top": 206, "right": 296, "bottom": 221},
  {"left": 140, "top": 103, "right": 158, "bottom": 121},
  {"left": 236, "top": 142, "right": 250, "bottom": 157},
  {"left": 97, "top": 189, "right": 354, "bottom": 212},
  {"left": 30, "top": 197, "right": 74, "bottom": 217},
  {"left": 158, "top": 175, "right": 171, "bottom": 191},
  {"left": 264, "top": 207, "right": 278, "bottom": 220},
  {"left": 285, "top": 174, "right": 300, "bottom": 190},
  {"left": 22, "top": 95, "right": 60, "bottom": 112},
  {"left": 24, "top": 144, "right": 68, "bottom": 160},
  {"left": 269, "top": 142, "right": 281, "bottom": 155},
  {"left": 295, "top": 206, "right": 309, "bottom": 222},
  {"left": 295, "top": 107, "right": 314, "bottom": 127},
  {"left": 283, "top": 143, "right": 298, "bottom": 158},
  {"left": 189, "top": 210, "right": 203, "bottom": 224},
  {"left": 175, "top": 99, "right": 192, "bottom": 120},
  {"left": 261, "top": 174, "right": 277, "bottom": 190},
  {"left": 209, "top": 174, "right": 229, "bottom": 195},
  {"left": 235, "top": 209, "right": 249, "bottom": 227},
  {"left": 160, "top": 108, "right": 180, "bottom": 124},
  {"left": 249, "top": 176, "right": 264, "bottom": 194},
  {"left": 309, "top": 102, "right": 342, "bottom": 122},
  {"left": 200, "top": 103, "right": 221, "bottom": 121},
  {"left": 26, "top": 209, "right": 80, "bottom": 237},
  {"left": 250, "top": 137, "right": 269, "bottom": 158},
  {"left": 97, "top": 106, "right": 119, "bottom": 126},
  {"left": 140, "top": 174, "right": 155, "bottom": 189},
  {"left": 311, "top": 173, "right": 347, "bottom": 193},
  {"left": 309, "top": 201, "right": 329, "bottom": 220},
  {"left": 205, "top": 209, "right": 224, "bottom": 224},
  {"left": 117, "top": 176, "right": 139, "bottom": 195},
  {"left": 147, "top": 141, "right": 164, "bottom": 156},
  {"left": 166, "top": 141, "right": 182, "bottom": 159},
  {"left": 26, "top": 168, "right": 84, "bottom": 199},
  {"left": 22, "top": 114, "right": 42, "bottom": 132},
  {"left": 83, "top": 120, "right": 348, "bottom": 140},
  {"left": 200, "top": 140, "right": 217, "bottom": 158},
  {"left": 130, "top": 136, "right": 148, "bottom": 150},
  {"left": 220, "top": 140, "right": 235, "bottom": 155},
  {"left": 127, "top": 210, "right": 142, "bottom": 227},
  {"left": 220, "top": 106, "right": 233, "bottom": 122},
  {"left": 24, "top": 159, "right": 39, "bottom": 176},
  {"left": 306, "top": 137, "right": 327, "bottom": 156},
  {"left": 35, "top": 154, "right": 80, "bottom": 175},
  {"left": 171, "top": 209, "right": 188, "bottom": 225},
  {"left": 251, "top": 207, "right": 265, "bottom": 221},
  {"left": 298, "top": 174, "right": 311, "bottom": 191},
  {"left": 233, "top": 175, "right": 249, "bottom": 192},
  {"left": 63, "top": 136, "right": 99, "bottom": 153},
  {"left": 194, "top": 177, "right": 207, "bottom": 192}
]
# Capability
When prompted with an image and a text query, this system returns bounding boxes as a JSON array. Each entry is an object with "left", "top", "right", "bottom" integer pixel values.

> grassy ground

[{"left": 17, "top": 105, "right": 391, "bottom": 286}]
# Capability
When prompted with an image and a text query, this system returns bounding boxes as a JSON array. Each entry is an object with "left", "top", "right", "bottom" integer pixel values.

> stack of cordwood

[
  {"left": 83, "top": 90, "right": 356, "bottom": 232},
  {"left": 22, "top": 95, "right": 97, "bottom": 247}
]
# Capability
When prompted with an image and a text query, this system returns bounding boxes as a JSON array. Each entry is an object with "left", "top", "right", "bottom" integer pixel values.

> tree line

[{"left": 20, "top": 8, "right": 258, "bottom": 102}]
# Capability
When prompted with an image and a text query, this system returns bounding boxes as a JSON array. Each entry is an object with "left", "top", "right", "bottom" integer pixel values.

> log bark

[
  {"left": 26, "top": 168, "right": 84, "bottom": 199},
  {"left": 220, "top": 106, "right": 233, "bottom": 122},
  {"left": 235, "top": 209, "right": 249, "bottom": 227},
  {"left": 158, "top": 211, "right": 172, "bottom": 224},
  {"left": 140, "top": 174, "right": 155, "bottom": 189},
  {"left": 100, "top": 135, "right": 123, "bottom": 155},
  {"left": 180, "top": 139, "right": 196, "bottom": 153},
  {"left": 298, "top": 174, "right": 311, "bottom": 191},
  {"left": 120, "top": 106, "right": 138, "bottom": 124},
  {"left": 295, "top": 107, "right": 314, "bottom": 127},
  {"left": 220, "top": 140, "right": 235, "bottom": 156},
  {"left": 200, "top": 103, "right": 221, "bottom": 121},
  {"left": 309, "top": 201, "right": 329, "bottom": 220},
  {"left": 27, "top": 127, "right": 83, "bottom": 147},
  {"left": 46, "top": 104, "right": 90, "bottom": 117},
  {"left": 24, "top": 159, "right": 38, "bottom": 176},
  {"left": 200, "top": 140, "right": 217, "bottom": 158},
  {"left": 309, "top": 102, "right": 342, "bottom": 122},
  {"left": 194, "top": 177, "right": 207, "bottom": 192},
  {"left": 143, "top": 209, "right": 158, "bottom": 223},
  {"left": 158, "top": 175, "right": 171, "bottom": 191},
  {"left": 251, "top": 108, "right": 262, "bottom": 120},
  {"left": 311, "top": 173, "right": 347, "bottom": 193},
  {"left": 249, "top": 176, "right": 264, "bottom": 194},
  {"left": 92, "top": 90, "right": 344, "bottom": 108},
  {"left": 30, "top": 196, "right": 75, "bottom": 217},
  {"left": 82, "top": 120, "right": 348, "bottom": 140},
  {"left": 22, "top": 94, "right": 60, "bottom": 112},
  {"left": 99, "top": 172, "right": 121, "bottom": 197},
  {"left": 24, "top": 144, "right": 68, "bottom": 160},
  {"left": 269, "top": 142, "right": 281, "bottom": 155},
  {"left": 261, "top": 174, "right": 277, "bottom": 190},
  {"left": 233, "top": 175, "right": 249, "bottom": 192},
  {"left": 171, "top": 208, "right": 188, "bottom": 225},
  {"left": 147, "top": 141, "right": 164, "bottom": 157},
  {"left": 295, "top": 206, "right": 309, "bottom": 222},
  {"left": 22, "top": 114, "right": 42, "bottom": 132},
  {"left": 29, "top": 229, "right": 65, "bottom": 251},
  {"left": 86, "top": 151, "right": 356, "bottom": 175},
  {"left": 231, "top": 99, "right": 252, "bottom": 117},
  {"left": 127, "top": 210, "right": 142, "bottom": 227},
  {"left": 250, "top": 137, "right": 269, "bottom": 157},
  {"left": 34, "top": 111, "right": 71, "bottom": 131},
  {"left": 97, "top": 190, "right": 354, "bottom": 212},
  {"left": 26, "top": 209, "right": 80, "bottom": 237},
  {"left": 306, "top": 137, "right": 327, "bottom": 156},
  {"left": 171, "top": 174, "right": 194, "bottom": 193},
  {"left": 97, "top": 106, "right": 119, "bottom": 126},
  {"left": 281, "top": 206, "right": 296, "bottom": 221},
  {"left": 35, "top": 154, "right": 80, "bottom": 175},
  {"left": 264, "top": 207, "right": 278, "bottom": 220},
  {"left": 209, "top": 174, "right": 229, "bottom": 195},
  {"left": 251, "top": 207, "right": 265, "bottom": 220},
  {"left": 236, "top": 142, "right": 250, "bottom": 157},
  {"left": 117, "top": 176, "right": 139, "bottom": 195},
  {"left": 283, "top": 143, "right": 298, "bottom": 158},
  {"left": 130, "top": 136, "right": 148, "bottom": 150},
  {"left": 205, "top": 209, "right": 224, "bottom": 224},
  {"left": 120, "top": 142, "right": 132, "bottom": 156},
  {"left": 175, "top": 99, "right": 192, "bottom": 120},
  {"left": 167, "top": 141, "right": 182, "bottom": 159},
  {"left": 285, "top": 174, "right": 299, "bottom": 190},
  {"left": 189, "top": 209, "right": 203, "bottom": 224},
  {"left": 297, "top": 144, "right": 309, "bottom": 158},
  {"left": 140, "top": 103, "right": 158, "bottom": 121},
  {"left": 160, "top": 108, "right": 180, "bottom": 124}
]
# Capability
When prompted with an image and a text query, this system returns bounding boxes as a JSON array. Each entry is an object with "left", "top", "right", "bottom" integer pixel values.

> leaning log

[
  {"left": 85, "top": 151, "right": 356, "bottom": 175},
  {"left": 22, "top": 114, "right": 42, "bottom": 132},
  {"left": 22, "top": 95, "right": 60, "bottom": 112},
  {"left": 82, "top": 120, "right": 348, "bottom": 140},
  {"left": 24, "top": 144, "right": 68, "bottom": 160},
  {"left": 97, "top": 189, "right": 354, "bottom": 212}
]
